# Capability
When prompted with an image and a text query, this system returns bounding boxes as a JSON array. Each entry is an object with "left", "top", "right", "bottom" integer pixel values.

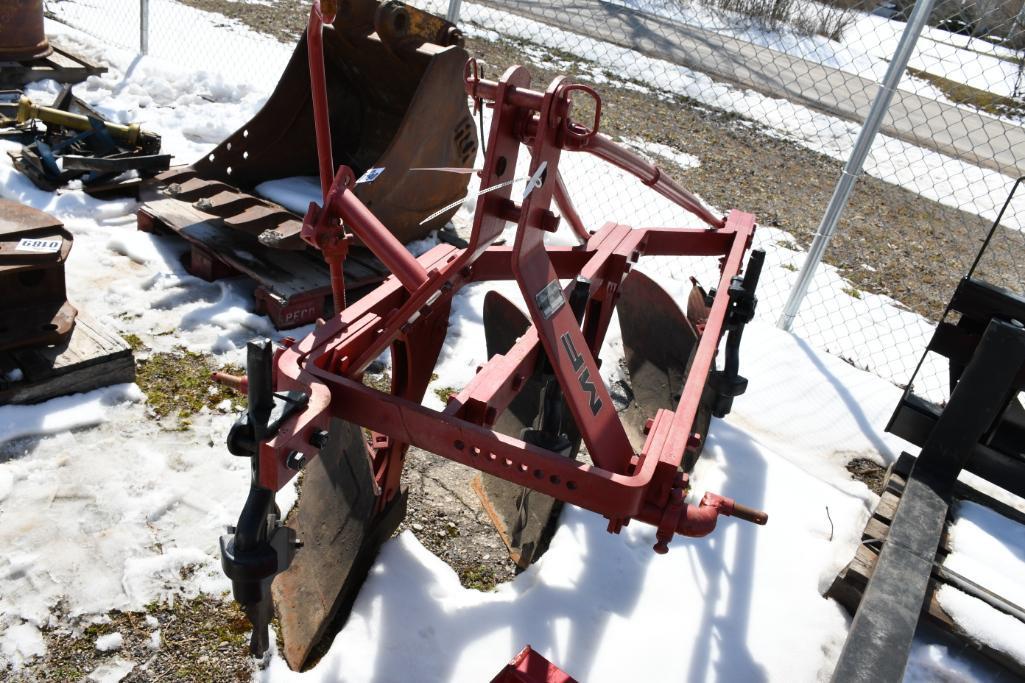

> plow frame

[
  {"left": 219, "top": 3, "right": 769, "bottom": 662},
  {"left": 255, "top": 0, "right": 766, "bottom": 548}
]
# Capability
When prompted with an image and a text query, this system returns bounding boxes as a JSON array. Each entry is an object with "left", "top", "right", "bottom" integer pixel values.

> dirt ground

[{"left": 23, "top": 1, "right": 1020, "bottom": 678}]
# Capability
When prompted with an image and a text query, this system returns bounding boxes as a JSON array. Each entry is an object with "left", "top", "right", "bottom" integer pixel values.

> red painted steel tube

[
  {"left": 553, "top": 171, "right": 589, "bottom": 240},
  {"left": 654, "top": 210, "right": 755, "bottom": 469},
  {"left": 467, "top": 73, "right": 722, "bottom": 230},
  {"left": 254, "top": 64, "right": 769, "bottom": 550},
  {"left": 580, "top": 135, "right": 724, "bottom": 229},
  {"left": 307, "top": 2, "right": 334, "bottom": 203},
  {"left": 330, "top": 186, "right": 429, "bottom": 293}
]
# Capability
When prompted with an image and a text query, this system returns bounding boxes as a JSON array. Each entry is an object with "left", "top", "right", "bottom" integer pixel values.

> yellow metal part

[{"left": 15, "top": 96, "right": 141, "bottom": 146}]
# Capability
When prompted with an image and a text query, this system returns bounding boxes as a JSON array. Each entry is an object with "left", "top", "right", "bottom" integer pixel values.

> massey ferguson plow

[{"left": 217, "top": 1, "right": 768, "bottom": 669}]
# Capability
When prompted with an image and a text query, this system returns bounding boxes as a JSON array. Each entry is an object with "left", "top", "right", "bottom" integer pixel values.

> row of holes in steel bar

[{"left": 453, "top": 438, "right": 579, "bottom": 491}]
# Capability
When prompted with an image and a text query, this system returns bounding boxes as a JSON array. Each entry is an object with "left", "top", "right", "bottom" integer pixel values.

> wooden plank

[
  {"left": 139, "top": 198, "right": 332, "bottom": 301},
  {"left": 0, "top": 313, "right": 134, "bottom": 405},
  {"left": 0, "top": 43, "right": 106, "bottom": 88}
]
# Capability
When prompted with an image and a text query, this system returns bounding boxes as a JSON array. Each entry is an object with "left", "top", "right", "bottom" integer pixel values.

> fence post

[
  {"left": 446, "top": 0, "right": 462, "bottom": 23},
  {"left": 776, "top": 0, "right": 939, "bottom": 331},
  {"left": 140, "top": 0, "right": 149, "bottom": 54}
]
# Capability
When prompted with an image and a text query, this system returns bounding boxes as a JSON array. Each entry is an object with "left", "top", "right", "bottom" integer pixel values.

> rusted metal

[
  {"left": 4, "top": 91, "right": 165, "bottom": 192},
  {"left": 0, "top": 200, "right": 76, "bottom": 351},
  {"left": 617, "top": 270, "right": 713, "bottom": 470},
  {"left": 491, "top": 645, "right": 578, "bottom": 683},
  {"left": 474, "top": 289, "right": 576, "bottom": 569},
  {"left": 0, "top": 1, "right": 51, "bottom": 62},
  {"left": 188, "top": 0, "right": 477, "bottom": 247},
  {"left": 218, "top": 11, "right": 768, "bottom": 665}
]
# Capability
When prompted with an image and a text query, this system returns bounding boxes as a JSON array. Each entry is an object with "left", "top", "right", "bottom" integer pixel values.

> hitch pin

[{"left": 212, "top": 371, "right": 248, "bottom": 394}]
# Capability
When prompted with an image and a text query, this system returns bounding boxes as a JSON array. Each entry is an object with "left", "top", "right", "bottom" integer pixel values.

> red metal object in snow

[
  {"left": 491, "top": 646, "right": 578, "bottom": 683},
  {"left": 217, "top": 0, "right": 768, "bottom": 669}
]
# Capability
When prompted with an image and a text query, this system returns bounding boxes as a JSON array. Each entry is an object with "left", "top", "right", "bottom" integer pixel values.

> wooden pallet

[
  {"left": 827, "top": 452, "right": 1025, "bottom": 678},
  {"left": 0, "top": 43, "right": 107, "bottom": 88},
  {"left": 137, "top": 197, "right": 389, "bottom": 329},
  {"left": 0, "top": 312, "right": 134, "bottom": 405}
]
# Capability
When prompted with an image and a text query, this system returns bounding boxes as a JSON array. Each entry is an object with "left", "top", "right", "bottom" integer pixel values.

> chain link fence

[{"left": 43, "top": 0, "right": 1025, "bottom": 402}]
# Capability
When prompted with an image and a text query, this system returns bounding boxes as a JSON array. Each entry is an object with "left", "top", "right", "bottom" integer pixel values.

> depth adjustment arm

[
  {"left": 220, "top": 339, "right": 308, "bottom": 657},
  {"left": 708, "top": 249, "right": 765, "bottom": 418}
]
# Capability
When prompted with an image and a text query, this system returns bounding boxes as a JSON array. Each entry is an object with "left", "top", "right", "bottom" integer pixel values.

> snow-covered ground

[
  {"left": 0, "top": 6, "right": 1023, "bottom": 683},
  {"left": 607, "top": 0, "right": 1024, "bottom": 105}
]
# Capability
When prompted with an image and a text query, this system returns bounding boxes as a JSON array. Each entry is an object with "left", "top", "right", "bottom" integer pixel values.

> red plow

[{"left": 218, "top": 1, "right": 768, "bottom": 669}]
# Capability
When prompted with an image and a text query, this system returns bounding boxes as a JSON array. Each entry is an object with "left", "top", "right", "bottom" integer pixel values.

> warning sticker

[
  {"left": 356, "top": 167, "right": 385, "bottom": 184},
  {"left": 535, "top": 279, "right": 565, "bottom": 320},
  {"left": 16, "top": 237, "right": 62, "bottom": 253}
]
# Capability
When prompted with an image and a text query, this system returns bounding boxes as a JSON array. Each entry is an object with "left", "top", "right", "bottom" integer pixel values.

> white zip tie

[{"left": 419, "top": 176, "right": 528, "bottom": 226}]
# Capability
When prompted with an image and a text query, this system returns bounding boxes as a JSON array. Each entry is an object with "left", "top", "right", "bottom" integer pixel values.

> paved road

[{"left": 476, "top": 0, "right": 1024, "bottom": 178}]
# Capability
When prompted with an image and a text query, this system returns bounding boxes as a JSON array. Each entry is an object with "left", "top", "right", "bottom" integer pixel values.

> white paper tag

[
  {"left": 16, "top": 237, "right": 62, "bottom": 253},
  {"left": 356, "top": 167, "right": 385, "bottom": 184}
]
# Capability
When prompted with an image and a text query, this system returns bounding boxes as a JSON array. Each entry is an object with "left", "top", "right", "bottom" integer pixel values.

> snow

[
  {"left": 261, "top": 428, "right": 866, "bottom": 681},
  {"left": 933, "top": 501, "right": 1025, "bottom": 666},
  {"left": 94, "top": 632, "right": 124, "bottom": 652},
  {"left": 936, "top": 587, "right": 1025, "bottom": 665},
  {"left": 0, "top": 3, "right": 1021, "bottom": 681},
  {"left": 0, "top": 384, "right": 142, "bottom": 445},
  {"left": 87, "top": 658, "right": 136, "bottom": 683},
  {"left": 607, "top": 0, "right": 1023, "bottom": 102},
  {"left": 945, "top": 501, "right": 1025, "bottom": 614},
  {"left": 255, "top": 176, "right": 322, "bottom": 215}
]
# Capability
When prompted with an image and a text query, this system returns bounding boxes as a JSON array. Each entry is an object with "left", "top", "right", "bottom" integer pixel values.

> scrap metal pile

[
  {"left": 216, "top": 0, "right": 768, "bottom": 670},
  {"left": 0, "top": 89, "right": 167, "bottom": 193}
]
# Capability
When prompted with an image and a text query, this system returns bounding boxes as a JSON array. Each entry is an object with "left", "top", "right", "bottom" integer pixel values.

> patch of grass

[
  {"left": 842, "top": 286, "right": 862, "bottom": 299},
  {"left": 781, "top": 262, "right": 798, "bottom": 272},
  {"left": 362, "top": 371, "right": 391, "bottom": 393},
  {"left": 17, "top": 596, "right": 253, "bottom": 683},
  {"left": 434, "top": 386, "right": 460, "bottom": 403},
  {"left": 122, "top": 333, "right": 145, "bottom": 352},
  {"left": 458, "top": 563, "right": 498, "bottom": 592},
  {"left": 135, "top": 347, "right": 245, "bottom": 430},
  {"left": 907, "top": 67, "right": 1025, "bottom": 118}
]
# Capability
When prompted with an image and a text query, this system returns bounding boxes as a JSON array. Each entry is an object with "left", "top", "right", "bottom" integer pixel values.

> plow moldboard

[
  {"left": 474, "top": 291, "right": 569, "bottom": 569},
  {"left": 617, "top": 270, "right": 710, "bottom": 469},
  {"left": 272, "top": 417, "right": 406, "bottom": 670}
]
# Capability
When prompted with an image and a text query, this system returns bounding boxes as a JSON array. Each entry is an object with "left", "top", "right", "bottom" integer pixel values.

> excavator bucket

[
  {"left": 617, "top": 271, "right": 713, "bottom": 471},
  {"left": 182, "top": 0, "right": 477, "bottom": 246},
  {"left": 473, "top": 291, "right": 581, "bottom": 570}
]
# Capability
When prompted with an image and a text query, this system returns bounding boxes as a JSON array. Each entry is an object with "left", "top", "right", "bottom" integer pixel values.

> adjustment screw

[{"left": 286, "top": 451, "right": 306, "bottom": 471}]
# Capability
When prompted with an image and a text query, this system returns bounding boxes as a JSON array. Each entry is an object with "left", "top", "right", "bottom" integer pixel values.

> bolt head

[{"left": 285, "top": 451, "right": 306, "bottom": 471}]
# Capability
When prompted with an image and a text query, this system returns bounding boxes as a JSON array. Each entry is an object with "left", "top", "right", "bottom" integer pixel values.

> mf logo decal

[{"left": 560, "top": 332, "right": 603, "bottom": 416}]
